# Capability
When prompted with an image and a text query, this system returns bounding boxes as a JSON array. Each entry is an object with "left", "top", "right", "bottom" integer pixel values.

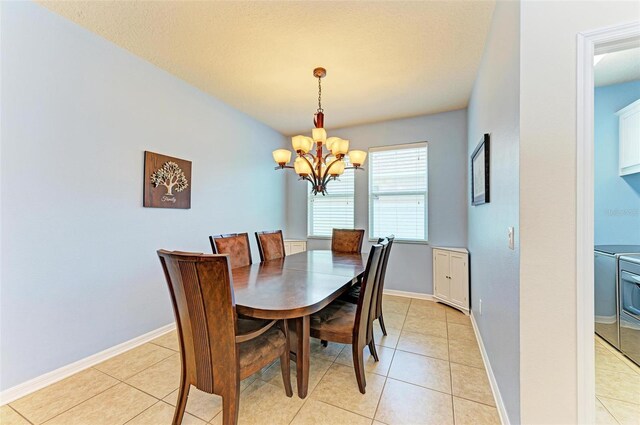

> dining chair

[
  {"left": 331, "top": 228, "right": 365, "bottom": 253},
  {"left": 309, "top": 241, "right": 386, "bottom": 393},
  {"left": 209, "top": 233, "right": 252, "bottom": 269},
  {"left": 339, "top": 235, "right": 395, "bottom": 335},
  {"left": 373, "top": 235, "right": 395, "bottom": 335},
  {"left": 157, "top": 250, "right": 293, "bottom": 425},
  {"left": 255, "top": 230, "right": 286, "bottom": 261}
]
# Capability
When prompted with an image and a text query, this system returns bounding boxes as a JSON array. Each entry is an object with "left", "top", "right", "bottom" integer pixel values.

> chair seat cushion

[
  {"left": 310, "top": 300, "right": 357, "bottom": 342},
  {"left": 238, "top": 323, "right": 287, "bottom": 378}
]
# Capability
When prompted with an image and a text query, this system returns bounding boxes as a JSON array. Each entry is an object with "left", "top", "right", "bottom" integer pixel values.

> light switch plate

[{"left": 508, "top": 227, "right": 515, "bottom": 250}]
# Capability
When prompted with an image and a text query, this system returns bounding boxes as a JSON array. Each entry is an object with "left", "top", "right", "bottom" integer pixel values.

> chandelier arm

[
  {"left": 323, "top": 158, "right": 340, "bottom": 180},
  {"left": 299, "top": 154, "right": 319, "bottom": 188},
  {"left": 300, "top": 155, "right": 316, "bottom": 177}
]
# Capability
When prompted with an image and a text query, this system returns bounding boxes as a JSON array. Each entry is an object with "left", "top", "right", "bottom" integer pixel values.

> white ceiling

[
  {"left": 39, "top": 1, "right": 496, "bottom": 135},
  {"left": 595, "top": 47, "right": 640, "bottom": 87}
]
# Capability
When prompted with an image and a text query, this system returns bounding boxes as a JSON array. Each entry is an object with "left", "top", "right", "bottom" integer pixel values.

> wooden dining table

[{"left": 231, "top": 250, "right": 367, "bottom": 398}]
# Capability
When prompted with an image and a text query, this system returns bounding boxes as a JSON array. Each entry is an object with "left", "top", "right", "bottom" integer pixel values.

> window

[
  {"left": 369, "top": 143, "right": 428, "bottom": 242},
  {"left": 307, "top": 157, "right": 355, "bottom": 237}
]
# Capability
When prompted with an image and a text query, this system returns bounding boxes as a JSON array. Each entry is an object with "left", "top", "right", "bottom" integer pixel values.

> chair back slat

[
  {"left": 353, "top": 243, "right": 384, "bottom": 346},
  {"left": 331, "top": 229, "right": 365, "bottom": 253},
  {"left": 375, "top": 235, "right": 395, "bottom": 317},
  {"left": 255, "top": 230, "right": 286, "bottom": 261},
  {"left": 209, "top": 233, "right": 252, "bottom": 268},
  {"left": 158, "top": 250, "right": 238, "bottom": 393}
]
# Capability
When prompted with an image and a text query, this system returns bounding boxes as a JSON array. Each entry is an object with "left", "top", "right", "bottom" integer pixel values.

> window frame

[
  {"left": 368, "top": 142, "right": 429, "bottom": 243},
  {"left": 306, "top": 156, "right": 355, "bottom": 238}
]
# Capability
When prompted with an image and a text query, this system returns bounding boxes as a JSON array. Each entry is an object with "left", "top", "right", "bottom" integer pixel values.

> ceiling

[
  {"left": 39, "top": 1, "right": 496, "bottom": 135},
  {"left": 595, "top": 47, "right": 640, "bottom": 87}
]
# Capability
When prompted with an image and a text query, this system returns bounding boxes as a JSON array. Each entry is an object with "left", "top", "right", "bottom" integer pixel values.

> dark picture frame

[
  {"left": 144, "top": 151, "right": 192, "bottom": 209},
  {"left": 471, "top": 134, "right": 490, "bottom": 206}
]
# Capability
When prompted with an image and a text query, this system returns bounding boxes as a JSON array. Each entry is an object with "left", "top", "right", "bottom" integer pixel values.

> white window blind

[
  {"left": 369, "top": 143, "right": 428, "bottom": 241},
  {"left": 308, "top": 157, "right": 355, "bottom": 237}
]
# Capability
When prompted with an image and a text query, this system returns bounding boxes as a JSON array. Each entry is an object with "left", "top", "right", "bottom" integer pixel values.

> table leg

[{"left": 291, "top": 316, "right": 310, "bottom": 398}]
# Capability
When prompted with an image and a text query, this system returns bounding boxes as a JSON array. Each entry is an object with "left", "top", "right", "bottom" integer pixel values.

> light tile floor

[
  {"left": 594, "top": 335, "right": 640, "bottom": 425},
  {"left": 1, "top": 296, "right": 501, "bottom": 425}
]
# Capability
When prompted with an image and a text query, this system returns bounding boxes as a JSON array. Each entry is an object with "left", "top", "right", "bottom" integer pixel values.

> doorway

[{"left": 577, "top": 21, "right": 640, "bottom": 425}]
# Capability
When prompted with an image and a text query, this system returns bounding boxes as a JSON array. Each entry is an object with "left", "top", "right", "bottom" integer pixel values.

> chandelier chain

[{"left": 317, "top": 77, "right": 323, "bottom": 113}]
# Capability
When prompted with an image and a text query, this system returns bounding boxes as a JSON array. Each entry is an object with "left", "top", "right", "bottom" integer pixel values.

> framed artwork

[
  {"left": 471, "top": 134, "right": 490, "bottom": 206},
  {"left": 144, "top": 151, "right": 191, "bottom": 209}
]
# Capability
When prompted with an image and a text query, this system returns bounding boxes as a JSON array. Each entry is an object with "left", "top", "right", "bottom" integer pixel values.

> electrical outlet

[
  {"left": 508, "top": 227, "right": 515, "bottom": 250},
  {"left": 479, "top": 299, "right": 483, "bottom": 315}
]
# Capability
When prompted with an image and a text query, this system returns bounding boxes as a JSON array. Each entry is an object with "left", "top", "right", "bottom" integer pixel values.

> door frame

[{"left": 576, "top": 21, "right": 640, "bottom": 425}]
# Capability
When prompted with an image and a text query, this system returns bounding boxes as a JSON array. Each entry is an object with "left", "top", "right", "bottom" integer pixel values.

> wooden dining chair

[
  {"left": 157, "top": 250, "right": 292, "bottom": 425},
  {"left": 372, "top": 235, "right": 395, "bottom": 335},
  {"left": 209, "top": 233, "right": 252, "bottom": 269},
  {"left": 309, "top": 241, "right": 386, "bottom": 393},
  {"left": 331, "top": 228, "right": 365, "bottom": 253},
  {"left": 255, "top": 230, "right": 286, "bottom": 261},
  {"left": 339, "top": 235, "right": 395, "bottom": 335}
]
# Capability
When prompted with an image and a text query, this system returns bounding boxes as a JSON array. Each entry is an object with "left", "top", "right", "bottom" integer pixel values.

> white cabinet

[
  {"left": 617, "top": 98, "right": 640, "bottom": 176},
  {"left": 284, "top": 239, "right": 307, "bottom": 256},
  {"left": 432, "top": 247, "right": 470, "bottom": 313}
]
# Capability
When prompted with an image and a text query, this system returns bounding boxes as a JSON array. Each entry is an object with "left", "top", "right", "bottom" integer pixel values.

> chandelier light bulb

[
  {"left": 294, "top": 157, "right": 313, "bottom": 176},
  {"left": 272, "top": 149, "right": 292, "bottom": 166},
  {"left": 292, "top": 135, "right": 314, "bottom": 153},
  {"left": 329, "top": 159, "right": 345, "bottom": 176},
  {"left": 312, "top": 128, "right": 327, "bottom": 144},
  {"left": 326, "top": 137, "right": 341, "bottom": 151},
  {"left": 348, "top": 150, "right": 367, "bottom": 167},
  {"left": 331, "top": 138, "right": 349, "bottom": 156}
]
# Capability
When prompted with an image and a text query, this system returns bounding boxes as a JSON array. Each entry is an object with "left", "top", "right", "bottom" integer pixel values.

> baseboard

[
  {"left": 470, "top": 311, "right": 510, "bottom": 425},
  {"left": 383, "top": 289, "right": 434, "bottom": 301},
  {"left": 0, "top": 323, "right": 176, "bottom": 405}
]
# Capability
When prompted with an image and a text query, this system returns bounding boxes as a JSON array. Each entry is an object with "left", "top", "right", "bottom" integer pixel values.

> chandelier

[{"left": 272, "top": 67, "right": 367, "bottom": 195}]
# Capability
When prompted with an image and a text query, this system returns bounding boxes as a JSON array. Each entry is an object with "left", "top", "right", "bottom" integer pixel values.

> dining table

[{"left": 231, "top": 250, "right": 367, "bottom": 398}]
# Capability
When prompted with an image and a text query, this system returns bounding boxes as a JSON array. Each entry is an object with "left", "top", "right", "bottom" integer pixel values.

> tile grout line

[
  {"left": 286, "top": 339, "right": 346, "bottom": 425},
  {"left": 595, "top": 396, "right": 623, "bottom": 425},
  {"left": 297, "top": 324, "right": 392, "bottom": 423},
  {"left": 12, "top": 368, "right": 122, "bottom": 425},
  {"left": 94, "top": 346, "right": 176, "bottom": 383},
  {"left": 7, "top": 405, "right": 35, "bottom": 425},
  {"left": 294, "top": 339, "right": 347, "bottom": 424},
  {"left": 594, "top": 392, "right": 640, "bottom": 406},
  {"left": 596, "top": 394, "right": 640, "bottom": 407},
  {"left": 444, "top": 305, "right": 458, "bottom": 425},
  {"left": 122, "top": 399, "right": 163, "bottom": 425},
  {"left": 371, "top": 348, "right": 395, "bottom": 422}
]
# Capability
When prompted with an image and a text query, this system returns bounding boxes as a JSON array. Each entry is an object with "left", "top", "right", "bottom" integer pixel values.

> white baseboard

[
  {"left": 0, "top": 323, "right": 176, "bottom": 405},
  {"left": 470, "top": 311, "right": 510, "bottom": 425},
  {"left": 383, "top": 289, "right": 434, "bottom": 301}
]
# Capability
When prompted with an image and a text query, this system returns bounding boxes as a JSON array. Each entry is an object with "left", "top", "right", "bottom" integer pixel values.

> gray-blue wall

[
  {"left": 466, "top": 1, "right": 520, "bottom": 423},
  {"left": 594, "top": 80, "right": 640, "bottom": 245},
  {"left": 0, "top": 2, "right": 286, "bottom": 391},
  {"left": 286, "top": 110, "right": 468, "bottom": 294}
]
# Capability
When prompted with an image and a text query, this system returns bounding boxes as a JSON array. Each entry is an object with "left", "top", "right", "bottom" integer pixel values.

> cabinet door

[
  {"left": 619, "top": 101, "right": 640, "bottom": 175},
  {"left": 433, "top": 250, "right": 450, "bottom": 300},
  {"left": 284, "top": 242, "right": 291, "bottom": 256},
  {"left": 449, "top": 253, "right": 469, "bottom": 308}
]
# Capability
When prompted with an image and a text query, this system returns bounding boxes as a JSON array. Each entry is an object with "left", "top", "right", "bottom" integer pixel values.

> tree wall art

[{"left": 143, "top": 151, "right": 191, "bottom": 209}]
